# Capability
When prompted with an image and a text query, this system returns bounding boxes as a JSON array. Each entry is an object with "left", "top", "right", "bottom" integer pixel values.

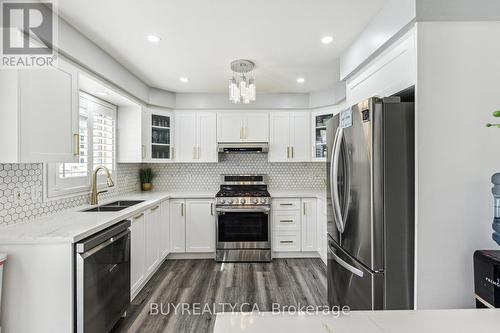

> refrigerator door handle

[
  {"left": 331, "top": 127, "right": 345, "bottom": 233},
  {"left": 328, "top": 246, "right": 364, "bottom": 278}
]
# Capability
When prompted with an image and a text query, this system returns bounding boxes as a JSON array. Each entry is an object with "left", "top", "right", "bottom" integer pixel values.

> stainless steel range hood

[{"left": 217, "top": 143, "right": 269, "bottom": 154}]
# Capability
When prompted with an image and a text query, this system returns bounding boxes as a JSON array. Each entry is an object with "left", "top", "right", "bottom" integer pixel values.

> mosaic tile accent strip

[
  {"left": 0, "top": 163, "right": 141, "bottom": 226},
  {"left": 144, "top": 154, "right": 326, "bottom": 193}
]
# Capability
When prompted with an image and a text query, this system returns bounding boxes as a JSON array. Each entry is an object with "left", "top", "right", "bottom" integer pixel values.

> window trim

[{"left": 45, "top": 91, "right": 118, "bottom": 200}]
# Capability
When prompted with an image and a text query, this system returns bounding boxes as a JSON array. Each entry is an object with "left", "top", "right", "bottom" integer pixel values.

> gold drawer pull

[
  {"left": 280, "top": 240, "right": 294, "bottom": 244},
  {"left": 280, "top": 203, "right": 294, "bottom": 206},
  {"left": 280, "top": 220, "right": 294, "bottom": 223},
  {"left": 133, "top": 213, "right": 144, "bottom": 219},
  {"left": 151, "top": 205, "right": 160, "bottom": 211}
]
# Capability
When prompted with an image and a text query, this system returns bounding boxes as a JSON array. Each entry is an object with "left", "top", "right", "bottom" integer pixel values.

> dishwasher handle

[
  {"left": 79, "top": 230, "right": 130, "bottom": 259},
  {"left": 76, "top": 220, "right": 130, "bottom": 254}
]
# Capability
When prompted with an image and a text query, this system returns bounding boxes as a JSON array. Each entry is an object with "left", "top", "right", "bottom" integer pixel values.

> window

[{"left": 46, "top": 92, "right": 117, "bottom": 198}]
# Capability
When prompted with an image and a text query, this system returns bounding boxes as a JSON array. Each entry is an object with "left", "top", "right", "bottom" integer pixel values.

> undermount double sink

[{"left": 81, "top": 200, "right": 145, "bottom": 212}]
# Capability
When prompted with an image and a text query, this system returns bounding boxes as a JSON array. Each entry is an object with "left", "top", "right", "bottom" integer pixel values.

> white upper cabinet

[
  {"left": 148, "top": 108, "right": 174, "bottom": 161},
  {"left": 118, "top": 106, "right": 173, "bottom": 163},
  {"left": 289, "top": 112, "right": 311, "bottom": 162},
  {"left": 244, "top": 112, "right": 269, "bottom": 142},
  {"left": 311, "top": 110, "right": 334, "bottom": 161},
  {"left": 269, "top": 112, "right": 290, "bottom": 162},
  {"left": 269, "top": 111, "right": 310, "bottom": 162},
  {"left": 217, "top": 112, "right": 243, "bottom": 142},
  {"left": 217, "top": 111, "right": 269, "bottom": 142},
  {"left": 174, "top": 112, "right": 197, "bottom": 162},
  {"left": 0, "top": 59, "right": 79, "bottom": 163},
  {"left": 174, "top": 111, "right": 217, "bottom": 162}
]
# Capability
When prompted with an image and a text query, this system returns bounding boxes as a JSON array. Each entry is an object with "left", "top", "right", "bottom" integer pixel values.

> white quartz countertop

[
  {"left": 0, "top": 191, "right": 214, "bottom": 245},
  {"left": 269, "top": 190, "right": 326, "bottom": 199},
  {"left": 214, "top": 309, "right": 500, "bottom": 333}
]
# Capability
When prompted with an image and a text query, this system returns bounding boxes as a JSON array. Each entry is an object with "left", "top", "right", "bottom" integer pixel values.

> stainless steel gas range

[{"left": 215, "top": 175, "right": 272, "bottom": 262}]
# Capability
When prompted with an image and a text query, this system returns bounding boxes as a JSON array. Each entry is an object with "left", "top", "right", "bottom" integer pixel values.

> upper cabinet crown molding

[
  {"left": 216, "top": 111, "right": 269, "bottom": 143},
  {"left": 0, "top": 59, "right": 80, "bottom": 163}
]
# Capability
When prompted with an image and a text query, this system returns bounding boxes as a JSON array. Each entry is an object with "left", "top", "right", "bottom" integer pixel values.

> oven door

[{"left": 216, "top": 207, "right": 270, "bottom": 249}]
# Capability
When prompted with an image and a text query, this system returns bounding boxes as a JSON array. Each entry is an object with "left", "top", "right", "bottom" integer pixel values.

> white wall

[
  {"left": 339, "top": 0, "right": 416, "bottom": 80},
  {"left": 175, "top": 93, "right": 310, "bottom": 109},
  {"left": 417, "top": 0, "right": 500, "bottom": 21},
  {"left": 309, "top": 81, "right": 346, "bottom": 108},
  {"left": 416, "top": 21, "right": 500, "bottom": 309}
]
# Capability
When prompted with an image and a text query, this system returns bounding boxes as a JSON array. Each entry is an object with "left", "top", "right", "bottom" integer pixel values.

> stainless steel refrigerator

[{"left": 327, "top": 96, "right": 415, "bottom": 310}]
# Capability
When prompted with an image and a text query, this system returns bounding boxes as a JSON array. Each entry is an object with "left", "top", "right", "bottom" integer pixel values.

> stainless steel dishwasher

[{"left": 75, "top": 220, "right": 131, "bottom": 333}]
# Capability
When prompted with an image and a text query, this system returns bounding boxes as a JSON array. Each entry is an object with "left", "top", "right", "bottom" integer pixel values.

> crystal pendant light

[{"left": 229, "top": 60, "right": 256, "bottom": 104}]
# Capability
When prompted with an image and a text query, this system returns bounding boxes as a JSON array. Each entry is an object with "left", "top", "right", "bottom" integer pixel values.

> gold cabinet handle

[
  {"left": 151, "top": 205, "right": 160, "bottom": 211},
  {"left": 74, "top": 134, "right": 80, "bottom": 156},
  {"left": 133, "top": 213, "right": 144, "bottom": 219},
  {"left": 211, "top": 203, "right": 214, "bottom": 216},
  {"left": 280, "top": 240, "right": 294, "bottom": 244},
  {"left": 303, "top": 202, "right": 306, "bottom": 215},
  {"left": 180, "top": 202, "right": 184, "bottom": 216},
  {"left": 280, "top": 219, "right": 294, "bottom": 223},
  {"left": 280, "top": 203, "right": 294, "bottom": 206},
  {"left": 287, "top": 146, "right": 290, "bottom": 159},
  {"left": 291, "top": 146, "right": 294, "bottom": 159}
]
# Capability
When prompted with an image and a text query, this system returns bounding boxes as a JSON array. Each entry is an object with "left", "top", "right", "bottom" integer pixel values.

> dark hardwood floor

[{"left": 111, "top": 258, "right": 327, "bottom": 333}]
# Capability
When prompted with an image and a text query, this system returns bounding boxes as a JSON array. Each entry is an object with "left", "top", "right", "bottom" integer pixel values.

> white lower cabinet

[
  {"left": 186, "top": 200, "right": 215, "bottom": 252},
  {"left": 272, "top": 197, "right": 317, "bottom": 253},
  {"left": 160, "top": 200, "right": 170, "bottom": 258},
  {"left": 170, "top": 198, "right": 215, "bottom": 253},
  {"left": 130, "top": 199, "right": 170, "bottom": 299},
  {"left": 130, "top": 211, "right": 146, "bottom": 297},
  {"left": 169, "top": 199, "right": 187, "bottom": 252},
  {"left": 145, "top": 204, "right": 161, "bottom": 276},
  {"left": 301, "top": 198, "right": 317, "bottom": 252}
]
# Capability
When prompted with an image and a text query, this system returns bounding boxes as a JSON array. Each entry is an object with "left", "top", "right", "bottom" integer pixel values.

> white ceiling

[{"left": 57, "top": 0, "right": 387, "bottom": 94}]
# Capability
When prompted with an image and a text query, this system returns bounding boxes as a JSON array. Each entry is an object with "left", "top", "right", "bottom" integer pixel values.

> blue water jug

[{"left": 492, "top": 173, "right": 500, "bottom": 245}]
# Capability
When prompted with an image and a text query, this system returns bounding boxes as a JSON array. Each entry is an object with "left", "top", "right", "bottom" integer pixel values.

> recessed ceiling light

[
  {"left": 96, "top": 91, "right": 109, "bottom": 96},
  {"left": 179, "top": 77, "right": 189, "bottom": 83},
  {"left": 147, "top": 35, "right": 161, "bottom": 43},
  {"left": 321, "top": 35, "right": 334, "bottom": 44},
  {"left": 296, "top": 77, "right": 305, "bottom": 83}
]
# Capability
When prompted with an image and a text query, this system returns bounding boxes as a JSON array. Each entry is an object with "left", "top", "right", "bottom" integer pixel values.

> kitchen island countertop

[{"left": 214, "top": 309, "right": 500, "bottom": 333}]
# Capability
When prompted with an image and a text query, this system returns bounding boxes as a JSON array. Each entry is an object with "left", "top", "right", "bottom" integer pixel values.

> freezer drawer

[{"left": 327, "top": 238, "right": 383, "bottom": 310}]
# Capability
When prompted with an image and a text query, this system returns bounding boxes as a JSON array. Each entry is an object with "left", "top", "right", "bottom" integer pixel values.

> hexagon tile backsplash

[
  {"left": 144, "top": 154, "right": 327, "bottom": 193},
  {"left": 0, "top": 154, "right": 326, "bottom": 226},
  {"left": 0, "top": 163, "right": 141, "bottom": 226}
]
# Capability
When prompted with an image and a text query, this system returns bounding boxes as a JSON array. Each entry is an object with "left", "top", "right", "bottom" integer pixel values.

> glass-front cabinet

[
  {"left": 312, "top": 110, "right": 334, "bottom": 161},
  {"left": 147, "top": 108, "right": 173, "bottom": 161}
]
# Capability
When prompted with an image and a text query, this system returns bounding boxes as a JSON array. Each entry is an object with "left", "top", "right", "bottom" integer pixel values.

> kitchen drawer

[
  {"left": 273, "top": 232, "right": 301, "bottom": 252},
  {"left": 272, "top": 210, "right": 300, "bottom": 231},
  {"left": 272, "top": 198, "right": 301, "bottom": 211}
]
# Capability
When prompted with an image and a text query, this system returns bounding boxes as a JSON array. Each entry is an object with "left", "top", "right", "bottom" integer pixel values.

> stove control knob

[
  {"left": 260, "top": 198, "right": 268, "bottom": 204},
  {"left": 240, "top": 198, "right": 246, "bottom": 204},
  {"left": 228, "top": 199, "right": 234, "bottom": 204},
  {"left": 219, "top": 199, "right": 226, "bottom": 204},
  {"left": 251, "top": 198, "right": 258, "bottom": 204}
]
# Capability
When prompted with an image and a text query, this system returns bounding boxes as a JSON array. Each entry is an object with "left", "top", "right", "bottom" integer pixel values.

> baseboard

[
  {"left": 165, "top": 252, "right": 320, "bottom": 260},
  {"left": 166, "top": 252, "right": 215, "bottom": 260},
  {"left": 272, "top": 251, "right": 321, "bottom": 258}
]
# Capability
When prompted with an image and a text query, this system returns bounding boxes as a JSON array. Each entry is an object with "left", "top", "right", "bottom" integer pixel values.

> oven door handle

[{"left": 216, "top": 207, "right": 271, "bottom": 213}]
